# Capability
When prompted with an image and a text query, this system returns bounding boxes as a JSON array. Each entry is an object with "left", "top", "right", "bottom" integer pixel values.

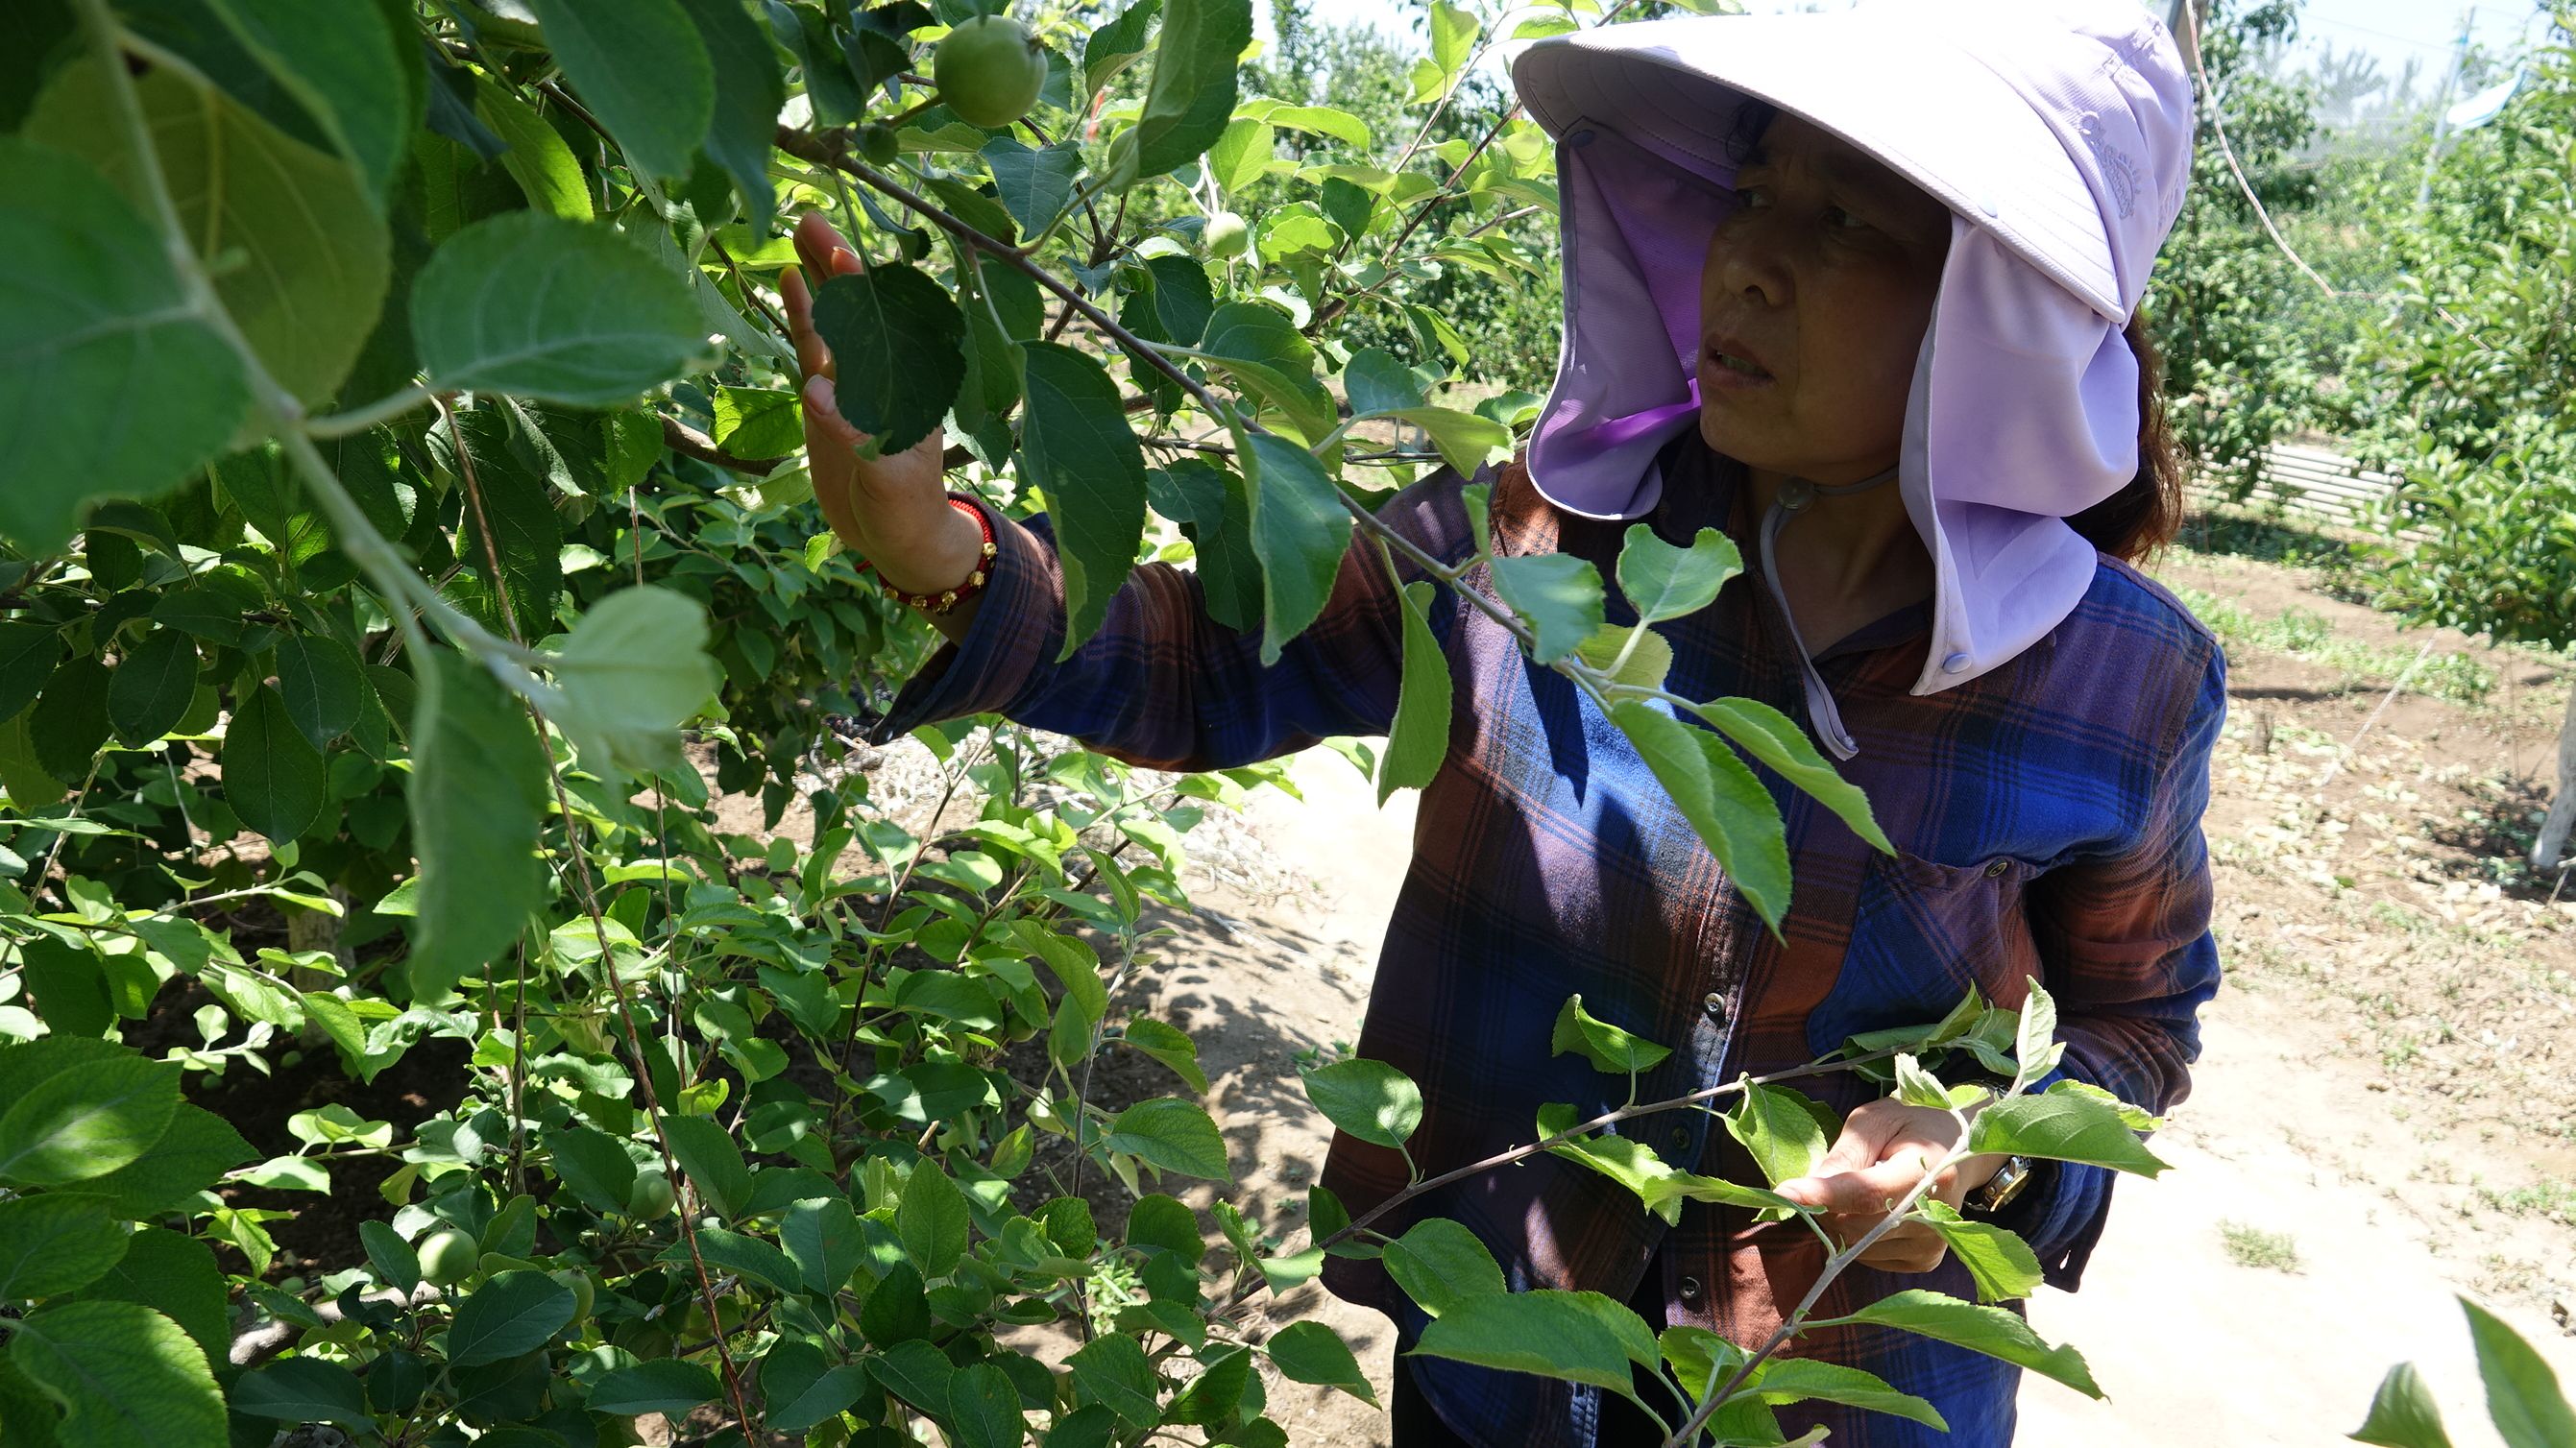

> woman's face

[{"left": 1696, "top": 111, "right": 1954, "bottom": 484}]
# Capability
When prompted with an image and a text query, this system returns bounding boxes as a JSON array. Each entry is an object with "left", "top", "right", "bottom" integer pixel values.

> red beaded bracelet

[{"left": 856, "top": 497, "right": 999, "bottom": 615}]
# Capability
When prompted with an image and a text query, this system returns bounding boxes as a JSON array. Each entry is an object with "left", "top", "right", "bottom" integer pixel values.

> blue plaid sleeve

[
  {"left": 2008, "top": 638, "right": 2228, "bottom": 1289},
  {"left": 863, "top": 476, "right": 1474, "bottom": 772}
]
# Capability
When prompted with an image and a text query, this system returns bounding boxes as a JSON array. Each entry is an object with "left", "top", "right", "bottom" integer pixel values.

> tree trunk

[{"left": 2531, "top": 685, "right": 2576, "bottom": 870}]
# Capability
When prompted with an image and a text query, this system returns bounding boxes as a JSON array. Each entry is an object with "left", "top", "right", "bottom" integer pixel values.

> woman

[{"left": 779, "top": 1, "right": 2223, "bottom": 1442}]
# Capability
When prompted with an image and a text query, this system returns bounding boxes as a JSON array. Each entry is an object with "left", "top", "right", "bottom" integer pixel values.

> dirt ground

[{"left": 1003, "top": 514, "right": 2576, "bottom": 1445}]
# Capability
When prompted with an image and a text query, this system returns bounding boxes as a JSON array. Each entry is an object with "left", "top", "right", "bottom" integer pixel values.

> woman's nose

[{"left": 1708, "top": 218, "right": 1793, "bottom": 310}]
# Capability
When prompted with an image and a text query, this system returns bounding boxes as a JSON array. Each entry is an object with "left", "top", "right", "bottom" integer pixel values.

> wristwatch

[{"left": 1964, "top": 1155, "right": 2035, "bottom": 1216}]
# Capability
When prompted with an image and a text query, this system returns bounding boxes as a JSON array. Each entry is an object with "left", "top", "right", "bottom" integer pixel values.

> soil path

[{"left": 1109, "top": 529, "right": 2576, "bottom": 1444}]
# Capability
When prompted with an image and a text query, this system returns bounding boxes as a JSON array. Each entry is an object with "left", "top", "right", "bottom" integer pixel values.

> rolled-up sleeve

[
  {"left": 863, "top": 471, "right": 1476, "bottom": 774},
  {"left": 2004, "top": 639, "right": 2228, "bottom": 1289}
]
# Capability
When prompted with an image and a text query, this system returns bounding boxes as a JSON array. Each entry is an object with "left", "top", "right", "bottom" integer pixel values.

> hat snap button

[
  {"left": 1779, "top": 479, "right": 1816, "bottom": 511},
  {"left": 1568, "top": 128, "right": 1596, "bottom": 148},
  {"left": 1677, "top": 1276, "right": 1704, "bottom": 1302},
  {"left": 1941, "top": 651, "right": 1972, "bottom": 675},
  {"left": 1978, "top": 196, "right": 2001, "bottom": 218}
]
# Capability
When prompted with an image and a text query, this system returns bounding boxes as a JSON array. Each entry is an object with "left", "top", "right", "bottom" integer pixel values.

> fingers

[
  {"left": 781, "top": 266, "right": 831, "bottom": 381},
  {"left": 1848, "top": 1219, "right": 1950, "bottom": 1274},
  {"left": 802, "top": 374, "right": 870, "bottom": 450},
  {"left": 1777, "top": 1153, "right": 1943, "bottom": 1215},
  {"left": 793, "top": 210, "right": 854, "bottom": 279}
]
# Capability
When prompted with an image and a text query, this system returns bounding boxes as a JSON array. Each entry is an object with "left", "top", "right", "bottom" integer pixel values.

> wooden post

[{"left": 2530, "top": 685, "right": 2576, "bottom": 870}]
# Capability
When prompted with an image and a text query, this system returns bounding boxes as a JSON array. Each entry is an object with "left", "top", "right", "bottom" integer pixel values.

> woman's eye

[
  {"left": 1825, "top": 205, "right": 1868, "bottom": 230},
  {"left": 1735, "top": 185, "right": 1770, "bottom": 208}
]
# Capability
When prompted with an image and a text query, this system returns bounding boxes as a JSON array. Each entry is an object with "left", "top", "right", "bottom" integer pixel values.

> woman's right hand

[{"left": 780, "top": 211, "right": 987, "bottom": 607}]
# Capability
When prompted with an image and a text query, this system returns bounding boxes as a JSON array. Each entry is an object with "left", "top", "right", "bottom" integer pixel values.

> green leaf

[
  {"left": 0, "top": 1195, "right": 127, "bottom": 1300},
  {"left": 1385, "top": 407, "right": 1511, "bottom": 476},
  {"left": 661, "top": 1114, "right": 753, "bottom": 1219},
  {"left": 547, "top": 585, "right": 721, "bottom": 775},
  {"left": 31, "top": 62, "right": 389, "bottom": 408},
  {"left": 784, "top": 1196, "right": 866, "bottom": 1295},
  {"left": 1549, "top": 995, "right": 1672, "bottom": 1075},
  {"left": 359, "top": 1219, "right": 421, "bottom": 1295},
  {"left": 1117, "top": 1017, "right": 1209, "bottom": 1093},
  {"left": 0, "top": 622, "right": 61, "bottom": 724},
  {"left": 1411, "top": 1290, "right": 1656, "bottom": 1397},
  {"left": 1243, "top": 431, "right": 1353, "bottom": 666},
  {"left": 1104, "top": 1098, "right": 1229, "bottom": 1180},
  {"left": 444, "top": 1269, "right": 576, "bottom": 1365},
  {"left": 1206, "top": 116, "right": 1274, "bottom": 194},
  {"left": 0, "top": 138, "right": 245, "bottom": 551},
  {"left": 1725, "top": 1082, "right": 1832, "bottom": 1189},
  {"left": 0, "top": 1049, "right": 179, "bottom": 1187},
  {"left": 30, "top": 658, "right": 110, "bottom": 784},
  {"left": 1616, "top": 523, "right": 1740, "bottom": 625},
  {"left": 1534, "top": 1103, "right": 1800, "bottom": 1226},
  {"left": 1690, "top": 695, "right": 1893, "bottom": 854},
  {"left": 412, "top": 212, "right": 705, "bottom": 404},
  {"left": 1744, "top": 1357, "right": 1947, "bottom": 1430},
  {"left": 1378, "top": 580, "right": 1452, "bottom": 804},
  {"left": 675, "top": 0, "right": 783, "bottom": 226},
  {"left": 2349, "top": 1362, "right": 2454, "bottom": 1448},
  {"left": 984, "top": 137, "right": 1081, "bottom": 234},
  {"left": 1381, "top": 1218, "right": 1505, "bottom": 1317},
  {"left": 1967, "top": 1084, "right": 2169, "bottom": 1175},
  {"left": 1820, "top": 1289, "right": 2100, "bottom": 1397},
  {"left": 107, "top": 633, "right": 199, "bottom": 747},
  {"left": 1490, "top": 554, "right": 1603, "bottom": 664},
  {"left": 1243, "top": 100, "right": 1373, "bottom": 149},
  {"left": 231, "top": 1357, "right": 373, "bottom": 1428},
  {"left": 1164, "top": 1343, "right": 1252, "bottom": 1425},
  {"left": 1068, "top": 1334, "right": 1160, "bottom": 1426},
  {"left": 1020, "top": 342, "right": 1149, "bottom": 653},
  {"left": 274, "top": 634, "right": 365, "bottom": 747},
  {"left": 543, "top": 1124, "right": 638, "bottom": 1217},
  {"left": 206, "top": 0, "right": 409, "bottom": 199},
  {"left": 2462, "top": 1296, "right": 2576, "bottom": 1448},
  {"left": 1300, "top": 1058, "right": 1422, "bottom": 1150},
  {"left": 522, "top": 0, "right": 713, "bottom": 181},
  {"left": 1918, "top": 1201, "right": 2044, "bottom": 1304},
  {"left": 811, "top": 262, "right": 965, "bottom": 456},
  {"left": 404, "top": 653, "right": 548, "bottom": 1001},
  {"left": 473, "top": 81, "right": 592, "bottom": 220},
  {"left": 1130, "top": 0, "right": 1252, "bottom": 178},
  {"left": 945, "top": 1362, "right": 1024, "bottom": 1448},
  {"left": 1196, "top": 303, "right": 1336, "bottom": 445},
  {"left": 671, "top": 1226, "right": 801, "bottom": 1294},
  {"left": 712, "top": 386, "right": 801, "bottom": 459},
  {"left": 1082, "top": 0, "right": 1163, "bottom": 96},
  {"left": 1428, "top": 0, "right": 1480, "bottom": 83},
  {"left": 1146, "top": 459, "right": 1260, "bottom": 633},
  {"left": 762, "top": 1339, "right": 869, "bottom": 1433},
  {"left": 1610, "top": 701, "right": 1791, "bottom": 929},
  {"left": 587, "top": 1359, "right": 721, "bottom": 1415},
  {"left": 20, "top": 937, "right": 112, "bottom": 1038},
  {"left": 74, "top": 1104, "right": 253, "bottom": 1217},
  {"left": 4, "top": 1301, "right": 223, "bottom": 1448},
  {"left": 2011, "top": 978, "right": 2062, "bottom": 1093},
  {"left": 898, "top": 1163, "right": 972, "bottom": 1278},
  {"left": 1266, "top": 1319, "right": 1377, "bottom": 1405},
  {"left": 1572, "top": 623, "right": 1673, "bottom": 691},
  {"left": 1343, "top": 349, "right": 1423, "bottom": 417},
  {"left": 74, "top": 1227, "right": 229, "bottom": 1369}
]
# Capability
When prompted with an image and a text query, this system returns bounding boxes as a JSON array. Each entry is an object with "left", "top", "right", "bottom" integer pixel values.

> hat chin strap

[{"left": 1754, "top": 463, "right": 1903, "bottom": 761}]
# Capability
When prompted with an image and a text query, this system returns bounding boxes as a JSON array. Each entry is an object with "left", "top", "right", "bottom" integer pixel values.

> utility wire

[{"left": 2187, "top": 0, "right": 2351, "bottom": 300}]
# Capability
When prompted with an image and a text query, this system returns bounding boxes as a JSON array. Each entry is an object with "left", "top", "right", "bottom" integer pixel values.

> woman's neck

[{"left": 1744, "top": 461, "right": 1934, "bottom": 651}]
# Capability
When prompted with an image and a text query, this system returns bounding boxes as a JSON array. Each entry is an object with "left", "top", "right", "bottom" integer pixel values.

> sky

[{"left": 1269, "top": 0, "right": 2564, "bottom": 104}]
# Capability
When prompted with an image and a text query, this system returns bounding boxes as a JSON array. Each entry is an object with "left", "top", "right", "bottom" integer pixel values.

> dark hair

[{"left": 2064, "top": 312, "right": 2187, "bottom": 563}]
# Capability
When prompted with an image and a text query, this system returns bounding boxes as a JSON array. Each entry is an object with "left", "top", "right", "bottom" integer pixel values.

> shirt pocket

[{"left": 1810, "top": 849, "right": 2042, "bottom": 1050}]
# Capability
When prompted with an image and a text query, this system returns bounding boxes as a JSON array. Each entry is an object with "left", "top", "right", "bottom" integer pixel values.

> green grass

[
  {"left": 2218, "top": 1219, "right": 2305, "bottom": 1273},
  {"left": 2166, "top": 585, "right": 2497, "bottom": 707},
  {"left": 2474, "top": 1176, "right": 2576, "bottom": 1221}
]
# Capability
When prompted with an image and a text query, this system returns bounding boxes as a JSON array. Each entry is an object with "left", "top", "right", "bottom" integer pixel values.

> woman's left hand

[{"left": 1773, "top": 1099, "right": 2009, "bottom": 1273}]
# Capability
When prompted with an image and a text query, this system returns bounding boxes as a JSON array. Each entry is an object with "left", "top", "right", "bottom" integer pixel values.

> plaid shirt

[{"left": 869, "top": 439, "right": 2225, "bottom": 1448}]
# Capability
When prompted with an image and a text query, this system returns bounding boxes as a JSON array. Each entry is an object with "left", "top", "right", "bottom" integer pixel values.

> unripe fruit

[
  {"left": 935, "top": 16, "right": 1047, "bottom": 131},
  {"left": 419, "top": 1228, "right": 477, "bottom": 1287},
  {"left": 860, "top": 123, "right": 900, "bottom": 166},
  {"left": 1204, "top": 211, "right": 1249, "bottom": 258},
  {"left": 551, "top": 1268, "right": 596, "bottom": 1321},
  {"left": 628, "top": 1170, "right": 676, "bottom": 1220}
]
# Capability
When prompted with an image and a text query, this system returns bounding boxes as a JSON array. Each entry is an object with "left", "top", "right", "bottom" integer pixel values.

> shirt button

[
  {"left": 1677, "top": 1276, "right": 1704, "bottom": 1302},
  {"left": 1985, "top": 858, "right": 2010, "bottom": 878},
  {"left": 1668, "top": 1126, "right": 1689, "bottom": 1150},
  {"left": 1702, "top": 992, "right": 1728, "bottom": 1022}
]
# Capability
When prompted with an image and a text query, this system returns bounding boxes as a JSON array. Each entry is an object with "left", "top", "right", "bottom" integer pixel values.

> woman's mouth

[{"left": 1701, "top": 342, "right": 1775, "bottom": 392}]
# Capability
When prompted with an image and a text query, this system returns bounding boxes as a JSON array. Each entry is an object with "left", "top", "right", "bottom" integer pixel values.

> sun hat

[{"left": 1508, "top": 0, "right": 2195, "bottom": 754}]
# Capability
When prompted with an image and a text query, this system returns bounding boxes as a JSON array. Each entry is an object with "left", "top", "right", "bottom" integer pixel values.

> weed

[{"left": 2218, "top": 1219, "right": 2304, "bottom": 1272}]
